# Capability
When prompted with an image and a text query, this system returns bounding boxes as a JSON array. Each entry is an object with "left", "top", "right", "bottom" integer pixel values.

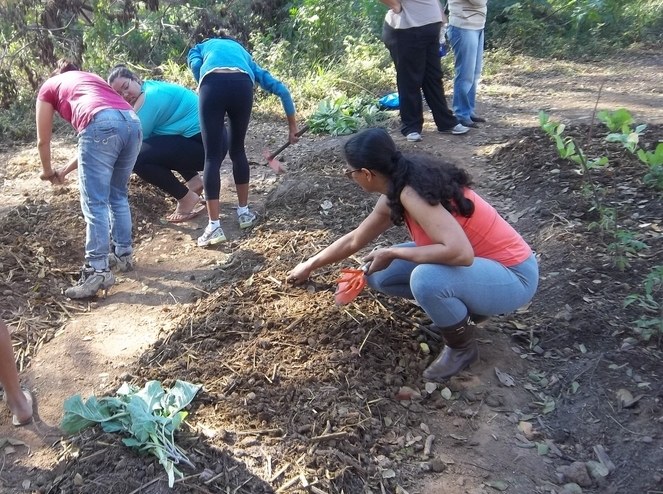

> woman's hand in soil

[
  {"left": 40, "top": 169, "right": 59, "bottom": 184},
  {"left": 287, "top": 262, "right": 313, "bottom": 285},
  {"left": 53, "top": 166, "right": 71, "bottom": 184}
]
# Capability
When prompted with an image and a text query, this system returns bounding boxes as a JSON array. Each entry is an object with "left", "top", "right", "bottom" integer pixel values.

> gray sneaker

[
  {"left": 109, "top": 252, "right": 134, "bottom": 272},
  {"left": 440, "top": 123, "right": 470, "bottom": 135},
  {"left": 238, "top": 210, "right": 257, "bottom": 229},
  {"left": 65, "top": 266, "right": 115, "bottom": 299},
  {"left": 198, "top": 225, "right": 226, "bottom": 247}
]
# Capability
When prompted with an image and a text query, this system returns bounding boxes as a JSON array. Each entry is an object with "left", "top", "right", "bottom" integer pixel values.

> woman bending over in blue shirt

[{"left": 107, "top": 65, "right": 222, "bottom": 223}]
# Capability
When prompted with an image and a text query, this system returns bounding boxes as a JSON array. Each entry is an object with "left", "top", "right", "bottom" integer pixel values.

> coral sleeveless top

[{"left": 404, "top": 188, "right": 532, "bottom": 267}]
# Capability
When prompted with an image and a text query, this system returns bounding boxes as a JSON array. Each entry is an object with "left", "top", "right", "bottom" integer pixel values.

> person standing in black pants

[{"left": 381, "top": 0, "right": 470, "bottom": 142}]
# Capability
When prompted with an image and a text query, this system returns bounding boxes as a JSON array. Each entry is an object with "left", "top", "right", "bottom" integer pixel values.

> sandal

[
  {"left": 2, "top": 387, "right": 34, "bottom": 426},
  {"left": 166, "top": 203, "right": 206, "bottom": 224}
]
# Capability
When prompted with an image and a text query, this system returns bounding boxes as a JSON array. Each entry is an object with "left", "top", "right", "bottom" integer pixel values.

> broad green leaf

[
  {"left": 536, "top": 442, "right": 549, "bottom": 455},
  {"left": 162, "top": 381, "right": 201, "bottom": 417},
  {"left": 484, "top": 479, "right": 508, "bottom": 491},
  {"left": 61, "top": 395, "right": 125, "bottom": 434},
  {"left": 136, "top": 380, "right": 166, "bottom": 411},
  {"left": 127, "top": 397, "right": 158, "bottom": 442}
]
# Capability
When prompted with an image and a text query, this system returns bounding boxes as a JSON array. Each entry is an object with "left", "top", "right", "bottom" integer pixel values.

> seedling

[
  {"left": 605, "top": 124, "right": 647, "bottom": 153},
  {"left": 597, "top": 108, "right": 634, "bottom": 133},
  {"left": 624, "top": 265, "right": 663, "bottom": 342}
]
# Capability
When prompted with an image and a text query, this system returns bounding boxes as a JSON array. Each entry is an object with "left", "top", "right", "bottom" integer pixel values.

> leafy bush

[
  {"left": 0, "top": 96, "right": 37, "bottom": 143},
  {"left": 487, "top": 0, "right": 663, "bottom": 57},
  {"left": 308, "top": 95, "right": 390, "bottom": 135}
]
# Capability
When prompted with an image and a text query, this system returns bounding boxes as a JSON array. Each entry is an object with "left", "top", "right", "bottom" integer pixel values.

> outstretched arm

[
  {"left": 287, "top": 196, "right": 393, "bottom": 284},
  {"left": 36, "top": 100, "right": 57, "bottom": 183}
]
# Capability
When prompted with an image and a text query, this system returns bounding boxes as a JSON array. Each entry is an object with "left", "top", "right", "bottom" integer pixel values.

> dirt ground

[{"left": 0, "top": 49, "right": 662, "bottom": 494}]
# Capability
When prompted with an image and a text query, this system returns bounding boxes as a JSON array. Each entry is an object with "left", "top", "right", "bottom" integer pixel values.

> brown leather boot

[
  {"left": 420, "top": 314, "right": 489, "bottom": 342},
  {"left": 422, "top": 322, "right": 479, "bottom": 382}
]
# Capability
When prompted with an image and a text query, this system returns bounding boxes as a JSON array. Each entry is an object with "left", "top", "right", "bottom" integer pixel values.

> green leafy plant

[
  {"left": 605, "top": 124, "right": 647, "bottom": 153},
  {"left": 539, "top": 111, "right": 612, "bottom": 234},
  {"left": 539, "top": 112, "right": 610, "bottom": 170},
  {"left": 308, "top": 95, "right": 388, "bottom": 135},
  {"left": 539, "top": 111, "right": 653, "bottom": 272},
  {"left": 597, "top": 108, "right": 634, "bottom": 133},
  {"left": 637, "top": 142, "right": 663, "bottom": 189},
  {"left": 62, "top": 380, "right": 201, "bottom": 487},
  {"left": 598, "top": 108, "right": 662, "bottom": 190},
  {"left": 606, "top": 229, "right": 649, "bottom": 271},
  {"left": 624, "top": 265, "right": 663, "bottom": 342}
]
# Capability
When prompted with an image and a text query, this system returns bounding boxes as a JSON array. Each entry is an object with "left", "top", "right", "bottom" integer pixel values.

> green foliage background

[{"left": 0, "top": 0, "right": 661, "bottom": 141}]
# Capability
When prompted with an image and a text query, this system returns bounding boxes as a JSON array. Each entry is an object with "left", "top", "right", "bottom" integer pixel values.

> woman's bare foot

[
  {"left": 166, "top": 191, "right": 206, "bottom": 223},
  {"left": 185, "top": 175, "right": 204, "bottom": 196},
  {"left": 5, "top": 389, "right": 33, "bottom": 425}
]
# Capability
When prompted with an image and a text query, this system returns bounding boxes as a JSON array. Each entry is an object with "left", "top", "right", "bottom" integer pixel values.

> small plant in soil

[
  {"left": 624, "top": 264, "right": 663, "bottom": 343},
  {"left": 599, "top": 108, "right": 663, "bottom": 190},
  {"left": 540, "top": 111, "right": 653, "bottom": 272},
  {"left": 61, "top": 380, "right": 201, "bottom": 487}
]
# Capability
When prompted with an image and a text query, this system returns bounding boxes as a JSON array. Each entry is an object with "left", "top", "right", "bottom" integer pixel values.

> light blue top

[
  {"left": 187, "top": 38, "right": 296, "bottom": 116},
  {"left": 137, "top": 80, "right": 200, "bottom": 139}
]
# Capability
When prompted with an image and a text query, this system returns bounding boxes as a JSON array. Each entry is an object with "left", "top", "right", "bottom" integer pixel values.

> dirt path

[{"left": 0, "top": 49, "right": 661, "bottom": 493}]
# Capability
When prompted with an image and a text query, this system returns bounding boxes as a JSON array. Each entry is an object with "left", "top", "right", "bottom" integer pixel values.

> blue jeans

[
  {"left": 448, "top": 26, "right": 484, "bottom": 122},
  {"left": 366, "top": 242, "right": 538, "bottom": 328},
  {"left": 77, "top": 109, "right": 142, "bottom": 270}
]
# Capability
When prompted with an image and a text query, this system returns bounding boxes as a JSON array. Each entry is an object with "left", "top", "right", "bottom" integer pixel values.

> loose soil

[{"left": 0, "top": 50, "right": 661, "bottom": 494}]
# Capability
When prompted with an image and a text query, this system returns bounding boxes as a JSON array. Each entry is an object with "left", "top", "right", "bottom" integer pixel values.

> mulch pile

[{"left": 3, "top": 123, "right": 662, "bottom": 493}]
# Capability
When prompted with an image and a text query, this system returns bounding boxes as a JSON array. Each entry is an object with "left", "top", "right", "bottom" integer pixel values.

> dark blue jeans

[{"left": 382, "top": 22, "right": 458, "bottom": 135}]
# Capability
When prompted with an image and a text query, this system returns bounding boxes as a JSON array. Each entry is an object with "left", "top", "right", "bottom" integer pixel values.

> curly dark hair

[{"left": 343, "top": 128, "right": 474, "bottom": 225}]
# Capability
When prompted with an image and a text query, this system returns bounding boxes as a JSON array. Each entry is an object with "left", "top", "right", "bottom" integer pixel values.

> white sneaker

[
  {"left": 450, "top": 124, "right": 470, "bottom": 135},
  {"left": 197, "top": 225, "right": 226, "bottom": 247},
  {"left": 238, "top": 210, "right": 257, "bottom": 229},
  {"left": 406, "top": 132, "right": 422, "bottom": 142}
]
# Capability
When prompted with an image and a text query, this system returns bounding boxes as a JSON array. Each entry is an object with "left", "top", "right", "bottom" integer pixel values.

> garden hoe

[
  {"left": 262, "top": 125, "right": 309, "bottom": 174},
  {"left": 334, "top": 261, "right": 371, "bottom": 305}
]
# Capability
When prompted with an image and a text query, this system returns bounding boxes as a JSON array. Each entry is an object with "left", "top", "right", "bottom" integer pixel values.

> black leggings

[
  {"left": 198, "top": 72, "right": 253, "bottom": 201},
  {"left": 133, "top": 133, "right": 205, "bottom": 200}
]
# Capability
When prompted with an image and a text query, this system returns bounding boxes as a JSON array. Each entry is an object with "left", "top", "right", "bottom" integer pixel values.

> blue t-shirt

[
  {"left": 187, "top": 38, "right": 296, "bottom": 116},
  {"left": 137, "top": 80, "right": 200, "bottom": 139}
]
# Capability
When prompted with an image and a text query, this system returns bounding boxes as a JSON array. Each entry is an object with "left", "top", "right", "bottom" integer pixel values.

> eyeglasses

[{"left": 343, "top": 169, "right": 362, "bottom": 179}]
